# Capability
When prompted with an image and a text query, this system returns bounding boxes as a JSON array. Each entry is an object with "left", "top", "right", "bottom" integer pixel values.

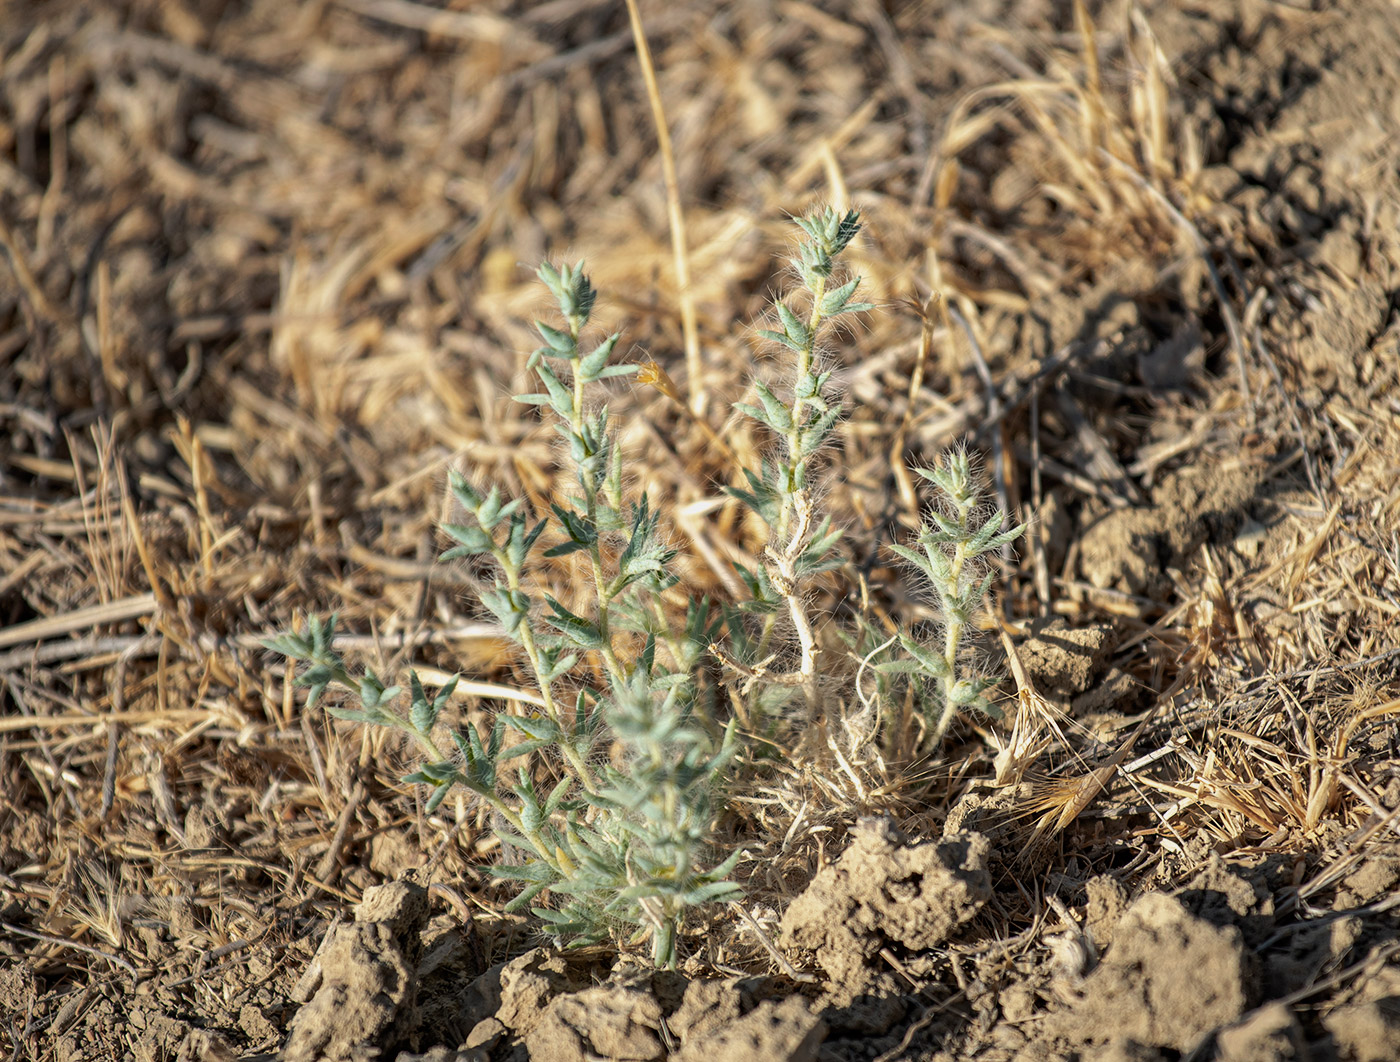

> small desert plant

[
  {"left": 716, "top": 208, "right": 870, "bottom": 719},
  {"left": 717, "top": 211, "right": 1023, "bottom": 758},
  {"left": 268, "top": 260, "right": 739, "bottom": 969},
  {"left": 268, "top": 209, "right": 1023, "bottom": 968},
  {"left": 884, "top": 450, "right": 1025, "bottom": 745}
]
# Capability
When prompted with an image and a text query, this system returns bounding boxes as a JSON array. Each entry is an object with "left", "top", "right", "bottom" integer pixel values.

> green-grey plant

[
  {"left": 883, "top": 449, "right": 1025, "bottom": 745},
  {"left": 720, "top": 208, "right": 871, "bottom": 716},
  {"left": 268, "top": 209, "right": 1024, "bottom": 970},
  {"left": 267, "top": 261, "right": 739, "bottom": 969},
  {"left": 719, "top": 212, "right": 1022, "bottom": 752}
]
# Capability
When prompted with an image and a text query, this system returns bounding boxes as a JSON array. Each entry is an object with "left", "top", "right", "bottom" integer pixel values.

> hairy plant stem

[
  {"left": 513, "top": 603, "right": 595, "bottom": 787},
  {"left": 770, "top": 494, "right": 820, "bottom": 715},
  {"left": 934, "top": 528, "right": 970, "bottom": 744},
  {"left": 491, "top": 514, "right": 594, "bottom": 786},
  {"left": 777, "top": 274, "right": 826, "bottom": 543},
  {"left": 771, "top": 276, "right": 827, "bottom": 715},
  {"left": 569, "top": 315, "right": 628, "bottom": 687}
]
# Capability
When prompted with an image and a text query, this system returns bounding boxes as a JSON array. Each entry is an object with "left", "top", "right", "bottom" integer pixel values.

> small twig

[
  {"left": 0, "top": 634, "right": 144, "bottom": 672},
  {"left": 1028, "top": 391, "right": 1050, "bottom": 606},
  {"left": 1247, "top": 295, "right": 1324, "bottom": 503},
  {"left": 966, "top": 336, "right": 1100, "bottom": 452},
  {"left": 1268, "top": 940, "right": 1400, "bottom": 1010},
  {"left": 427, "top": 882, "right": 476, "bottom": 923},
  {"left": 728, "top": 901, "right": 818, "bottom": 983},
  {"left": 1, "top": 922, "right": 137, "bottom": 978},
  {"left": 0, "top": 593, "right": 158, "bottom": 651},
  {"left": 709, "top": 644, "right": 804, "bottom": 690},
  {"left": 1237, "top": 646, "right": 1400, "bottom": 691},
  {"left": 101, "top": 723, "right": 120, "bottom": 818},
  {"left": 0, "top": 215, "right": 68, "bottom": 328},
  {"left": 855, "top": 635, "right": 898, "bottom": 716},
  {"left": 6, "top": 677, "right": 82, "bottom": 819},
  {"left": 337, "top": 0, "right": 547, "bottom": 51},
  {"left": 1015, "top": 446, "right": 1134, "bottom": 509},
  {"left": 871, "top": 988, "right": 970, "bottom": 1062},
  {"left": 0, "top": 707, "right": 221, "bottom": 735},
  {"left": 315, "top": 780, "right": 366, "bottom": 884},
  {"left": 162, "top": 938, "right": 259, "bottom": 989},
  {"left": 505, "top": 4, "right": 693, "bottom": 89}
]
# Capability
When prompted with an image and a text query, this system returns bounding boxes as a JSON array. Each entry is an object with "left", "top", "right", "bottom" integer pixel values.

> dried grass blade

[{"left": 0, "top": 593, "right": 157, "bottom": 650}]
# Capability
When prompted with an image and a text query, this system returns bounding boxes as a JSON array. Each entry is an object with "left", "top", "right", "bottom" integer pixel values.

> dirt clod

[
  {"left": 1085, "top": 1040, "right": 1167, "bottom": 1062},
  {"left": 493, "top": 948, "right": 607, "bottom": 1038},
  {"left": 1078, "top": 466, "right": 1259, "bottom": 597},
  {"left": 1215, "top": 1003, "right": 1309, "bottom": 1062},
  {"left": 523, "top": 983, "right": 665, "bottom": 1062},
  {"left": 1180, "top": 855, "right": 1276, "bottom": 946},
  {"left": 780, "top": 818, "right": 991, "bottom": 991},
  {"left": 1018, "top": 618, "right": 1119, "bottom": 697},
  {"left": 281, "top": 881, "right": 430, "bottom": 1062},
  {"left": 1061, "top": 892, "right": 1253, "bottom": 1053},
  {"left": 393, "top": 1049, "right": 487, "bottom": 1062},
  {"left": 671, "top": 996, "right": 825, "bottom": 1062},
  {"left": 1084, "top": 876, "right": 1130, "bottom": 950},
  {"left": 177, "top": 1029, "right": 240, "bottom": 1061},
  {"left": 1337, "top": 856, "right": 1400, "bottom": 909},
  {"left": 1323, "top": 998, "right": 1400, "bottom": 1062},
  {"left": 669, "top": 978, "right": 746, "bottom": 1044}
]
